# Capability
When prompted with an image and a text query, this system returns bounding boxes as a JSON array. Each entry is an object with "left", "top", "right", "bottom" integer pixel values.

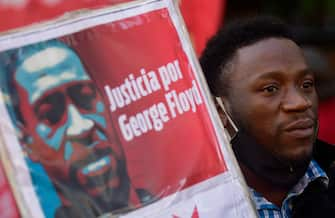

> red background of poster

[{"left": 62, "top": 8, "right": 227, "bottom": 198}]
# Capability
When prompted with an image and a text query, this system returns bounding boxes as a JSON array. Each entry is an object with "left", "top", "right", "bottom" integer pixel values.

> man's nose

[
  {"left": 281, "top": 87, "right": 313, "bottom": 112},
  {"left": 66, "top": 104, "right": 94, "bottom": 136}
]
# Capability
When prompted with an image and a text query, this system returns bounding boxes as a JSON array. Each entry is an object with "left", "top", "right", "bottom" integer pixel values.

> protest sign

[{"left": 0, "top": 0, "right": 257, "bottom": 217}]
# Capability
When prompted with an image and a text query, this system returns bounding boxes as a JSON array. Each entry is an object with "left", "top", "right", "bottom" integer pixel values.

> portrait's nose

[{"left": 66, "top": 104, "right": 94, "bottom": 136}]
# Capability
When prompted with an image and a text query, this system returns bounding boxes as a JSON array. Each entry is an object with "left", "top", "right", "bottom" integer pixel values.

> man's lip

[
  {"left": 284, "top": 118, "right": 314, "bottom": 131},
  {"left": 284, "top": 118, "right": 315, "bottom": 138}
]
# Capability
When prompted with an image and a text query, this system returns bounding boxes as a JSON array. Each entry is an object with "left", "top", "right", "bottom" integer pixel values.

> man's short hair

[{"left": 200, "top": 16, "right": 296, "bottom": 97}]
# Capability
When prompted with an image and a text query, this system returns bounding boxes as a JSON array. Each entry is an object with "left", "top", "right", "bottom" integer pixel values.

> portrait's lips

[
  {"left": 80, "top": 142, "right": 114, "bottom": 176},
  {"left": 284, "top": 118, "right": 315, "bottom": 138},
  {"left": 82, "top": 155, "right": 111, "bottom": 175},
  {"left": 71, "top": 144, "right": 116, "bottom": 183}
]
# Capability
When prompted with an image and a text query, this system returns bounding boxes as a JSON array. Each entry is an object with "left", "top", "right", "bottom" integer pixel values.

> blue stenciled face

[
  {"left": 15, "top": 43, "right": 107, "bottom": 161},
  {"left": 12, "top": 41, "right": 130, "bottom": 210}
]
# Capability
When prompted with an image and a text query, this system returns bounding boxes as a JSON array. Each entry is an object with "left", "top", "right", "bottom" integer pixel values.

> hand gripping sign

[{"left": 0, "top": 0, "right": 257, "bottom": 217}]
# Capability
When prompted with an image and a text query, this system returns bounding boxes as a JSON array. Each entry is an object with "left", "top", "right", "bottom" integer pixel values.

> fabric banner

[{"left": 0, "top": 0, "right": 256, "bottom": 217}]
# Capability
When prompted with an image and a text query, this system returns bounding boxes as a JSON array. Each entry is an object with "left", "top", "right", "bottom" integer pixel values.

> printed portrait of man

[{"left": 0, "top": 40, "right": 152, "bottom": 217}]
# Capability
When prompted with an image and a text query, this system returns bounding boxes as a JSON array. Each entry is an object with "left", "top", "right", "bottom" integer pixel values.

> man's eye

[
  {"left": 302, "top": 80, "right": 314, "bottom": 89},
  {"left": 263, "top": 85, "right": 278, "bottom": 93}
]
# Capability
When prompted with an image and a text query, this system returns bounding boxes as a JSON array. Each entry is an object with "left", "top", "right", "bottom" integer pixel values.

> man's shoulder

[{"left": 313, "top": 139, "right": 335, "bottom": 174}]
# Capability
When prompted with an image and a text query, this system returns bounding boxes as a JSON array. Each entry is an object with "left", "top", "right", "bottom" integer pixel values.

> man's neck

[{"left": 239, "top": 162, "right": 289, "bottom": 207}]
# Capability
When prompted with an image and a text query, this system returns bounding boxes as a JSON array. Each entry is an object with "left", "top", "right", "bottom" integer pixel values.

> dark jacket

[{"left": 291, "top": 139, "right": 335, "bottom": 218}]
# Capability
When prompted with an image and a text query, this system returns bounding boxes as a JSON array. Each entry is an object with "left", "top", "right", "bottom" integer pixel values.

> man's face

[
  {"left": 14, "top": 45, "right": 129, "bottom": 209},
  {"left": 224, "top": 38, "right": 318, "bottom": 163}
]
